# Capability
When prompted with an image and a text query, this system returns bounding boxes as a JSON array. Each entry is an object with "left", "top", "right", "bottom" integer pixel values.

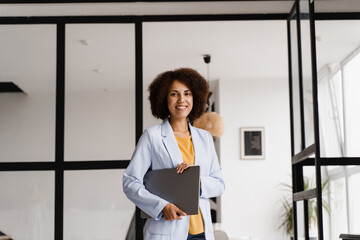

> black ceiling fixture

[{"left": 0, "top": 82, "right": 24, "bottom": 93}]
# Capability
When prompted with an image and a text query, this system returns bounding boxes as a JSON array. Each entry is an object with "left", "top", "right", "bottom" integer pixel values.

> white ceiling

[
  {"left": 1, "top": 0, "right": 360, "bottom": 17},
  {"left": 65, "top": 24, "right": 136, "bottom": 94},
  {"left": 0, "top": 1, "right": 294, "bottom": 16},
  {"left": 143, "top": 20, "right": 288, "bottom": 85}
]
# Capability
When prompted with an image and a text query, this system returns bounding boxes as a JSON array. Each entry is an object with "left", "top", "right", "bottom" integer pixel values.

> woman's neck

[{"left": 169, "top": 118, "right": 190, "bottom": 137}]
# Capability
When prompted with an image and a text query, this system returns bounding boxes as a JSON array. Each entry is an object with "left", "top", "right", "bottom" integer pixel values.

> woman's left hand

[{"left": 176, "top": 163, "right": 193, "bottom": 173}]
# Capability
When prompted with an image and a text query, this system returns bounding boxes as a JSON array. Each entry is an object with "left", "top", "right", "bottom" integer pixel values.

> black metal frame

[
  {"left": 288, "top": 1, "right": 320, "bottom": 239},
  {"left": 55, "top": 22, "right": 65, "bottom": 240},
  {"left": 287, "top": 2, "right": 360, "bottom": 240},
  {"left": 287, "top": 5, "right": 298, "bottom": 239}
]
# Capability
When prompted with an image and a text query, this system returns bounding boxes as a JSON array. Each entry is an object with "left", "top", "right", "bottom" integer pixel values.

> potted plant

[{"left": 278, "top": 177, "right": 330, "bottom": 239}]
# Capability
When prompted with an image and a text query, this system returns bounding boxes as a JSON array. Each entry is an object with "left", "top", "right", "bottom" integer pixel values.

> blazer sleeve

[
  {"left": 122, "top": 129, "right": 168, "bottom": 220},
  {"left": 200, "top": 131, "right": 225, "bottom": 199}
]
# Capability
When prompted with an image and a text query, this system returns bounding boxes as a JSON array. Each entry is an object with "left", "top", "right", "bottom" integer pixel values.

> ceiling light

[
  {"left": 193, "top": 55, "right": 225, "bottom": 138},
  {"left": 79, "top": 39, "right": 91, "bottom": 46},
  {"left": 93, "top": 69, "right": 104, "bottom": 74}
]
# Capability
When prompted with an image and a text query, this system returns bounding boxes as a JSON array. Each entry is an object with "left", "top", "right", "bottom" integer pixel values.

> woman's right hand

[{"left": 162, "top": 203, "right": 187, "bottom": 221}]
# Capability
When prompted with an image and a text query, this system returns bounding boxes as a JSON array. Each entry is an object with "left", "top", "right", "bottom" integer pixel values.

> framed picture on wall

[{"left": 240, "top": 127, "right": 265, "bottom": 160}]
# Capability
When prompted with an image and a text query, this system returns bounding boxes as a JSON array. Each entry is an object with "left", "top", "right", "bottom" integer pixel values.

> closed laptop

[{"left": 141, "top": 165, "right": 200, "bottom": 218}]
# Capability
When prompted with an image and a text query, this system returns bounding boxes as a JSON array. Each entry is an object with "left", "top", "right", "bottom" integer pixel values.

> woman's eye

[{"left": 185, "top": 92, "right": 192, "bottom": 96}]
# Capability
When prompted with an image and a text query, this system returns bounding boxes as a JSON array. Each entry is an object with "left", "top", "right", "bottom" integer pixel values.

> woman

[{"left": 123, "top": 68, "right": 225, "bottom": 240}]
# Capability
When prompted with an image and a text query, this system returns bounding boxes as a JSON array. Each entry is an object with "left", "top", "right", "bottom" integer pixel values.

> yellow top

[{"left": 175, "top": 136, "right": 204, "bottom": 235}]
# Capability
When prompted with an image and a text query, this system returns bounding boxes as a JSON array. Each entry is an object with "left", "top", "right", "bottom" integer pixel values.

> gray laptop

[{"left": 141, "top": 165, "right": 200, "bottom": 219}]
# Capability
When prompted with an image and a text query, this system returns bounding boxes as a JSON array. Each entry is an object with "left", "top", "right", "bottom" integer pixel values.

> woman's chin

[{"left": 170, "top": 113, "right": 189, "bottom": 120}]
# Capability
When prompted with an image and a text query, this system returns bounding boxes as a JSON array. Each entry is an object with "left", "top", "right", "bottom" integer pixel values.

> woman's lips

[{"left": 175, "top": 106, "right": 187, "bottom": 110}]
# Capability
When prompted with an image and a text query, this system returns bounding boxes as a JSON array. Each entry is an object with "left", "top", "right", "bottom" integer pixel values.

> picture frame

[{"left": 240, "top": 127, "right": 265, "bottom": 160}]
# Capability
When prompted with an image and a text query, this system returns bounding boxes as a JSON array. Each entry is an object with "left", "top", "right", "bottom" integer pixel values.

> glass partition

[
  {"left": 325, "top": 167, "right": 348, "bottom": 240},
  {"left": 348, "top": 171, "right": 360, "bottom": 233},
  {"left": 322, "top": 165, "right": 360, "bottom": 239},
  {"left": 316, "top": 20, "right": 360, "bottom": 158},
  {"left": 0, "top": 25, "right": 56, "bottom": 162},
  {"left": 309, "top": 199, "right": 319, "bottom": 240},
  {"left": 64, "top": 24, "right": 135, "bottom": 161},
  {"left": 64, "top": 169, "right": 134, "bottom": 240},
  {"left": 289, "top": 9, "right": 303, "bottom": 155},
  {"left": 343, "top": 51, "right": 360, "bottom": 157},
  {"left": 299, "top": 0, "right": 315, "bottom": 149},
  {"left": 303, "top": 166, "right": 316, "bottom": 189},
  {"left": 317, "top": 68, "right": 344, "bottom": 157},
  {"left": 0, "top": 171, "right": 55, "bottom": 240},
  {"left": 296, "top": 201, "right": 305, "bottom": 240}
]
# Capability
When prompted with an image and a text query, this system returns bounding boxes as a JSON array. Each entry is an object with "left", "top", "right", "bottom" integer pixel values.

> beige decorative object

[{"left": 194, "top": 112, "right": 225, "bottom": 138}]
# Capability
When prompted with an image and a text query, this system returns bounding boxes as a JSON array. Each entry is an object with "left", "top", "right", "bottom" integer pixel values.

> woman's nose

[{"left": 178, "top": 94, "right": 185, "bottom": 102}]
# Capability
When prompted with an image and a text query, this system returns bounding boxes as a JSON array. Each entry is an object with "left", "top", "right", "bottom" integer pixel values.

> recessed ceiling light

[
  {"left": 93, "top": 69, "right": 104, "bottom": 74},
  {"left": 79, "top": 39, "right": 91, "bottom": 46}
]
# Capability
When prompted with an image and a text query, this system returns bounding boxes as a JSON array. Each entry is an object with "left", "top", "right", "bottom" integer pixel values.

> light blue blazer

[{"left": 123, "top": 119, "right": 225, "bottom": 240}]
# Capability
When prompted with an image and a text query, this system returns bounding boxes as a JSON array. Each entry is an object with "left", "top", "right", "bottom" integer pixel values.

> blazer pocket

[
  {"left": 147, "top": 218, "right": 175, "bottom": 235},
  {"left": 147, "top": 234, "right": 171, "bottom": 240}
]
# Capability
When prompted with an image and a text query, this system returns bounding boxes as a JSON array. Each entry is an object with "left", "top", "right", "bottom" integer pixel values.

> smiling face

[{"left": 167, "top": 80, "right": 193, "bottom": 121}]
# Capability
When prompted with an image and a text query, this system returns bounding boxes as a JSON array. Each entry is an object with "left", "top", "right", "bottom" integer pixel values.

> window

[{"left": 319, "top": 47, "right": 360, "bottom": 240}]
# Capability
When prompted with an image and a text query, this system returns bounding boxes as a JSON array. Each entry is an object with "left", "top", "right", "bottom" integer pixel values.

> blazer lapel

[
  {"left": 161, "top": 120, "right": 183, "bottom": 167},
  {"left": 189, "top": 123, "right": 201, "bottom": 166}
]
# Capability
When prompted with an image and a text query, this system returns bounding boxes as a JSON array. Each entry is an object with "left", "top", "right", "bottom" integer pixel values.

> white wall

[
  {"left": 64, "top": 92, "right": 135, "bottom": 161},
  {"left": 0, "top": 93, "right": 55, "bottom": 162},
  {"left": 0, "top": 171, "right": 54, "bottom": 240},
  {"left": 219, "top": 77, "right": 292, "bottom": 240}
]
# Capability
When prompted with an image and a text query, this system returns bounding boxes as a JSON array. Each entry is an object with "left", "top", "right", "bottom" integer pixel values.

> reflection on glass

[
  {"left": 318, "top": 68, "right": 344, "bottom": 157},
  {"left": 303, "top": 166, "right": 316, "bottom": 189},
  {"left": 0, "top": 25, "right": 56, "bottom": 162},
  {"left": 64, "top": 24, "right": 136, "bottom": 161},
  {"left": 290, "top": 12, "right": 303, "bottom": 154},
  {"left": 322, "top": 166, "right": 331, "bottom": 240},
  {"left": 324, "top": 166, "right": 360, "bottom": 238},
  {"left": 324, "top": 165, "right": 352, "bottom": 239},
  {"left": 328, "top": 173, "right": 347, "bottom": 240},
  {"left": 296, "top": 201, "right": 305, "bottom": 240},
  {"left": 308, "top": 199, "right": 319, "bottom": 239},
  {"left": 64, "top": 170, "right": 134, "bottom": 240},
  {"left": 348, "top": 171, "right": 360, "bottom": 233},
  {"left": 343, "top": 51, "right": 360, "bottom": 157},
  {"left": 0, "top": 171, "right": 54, "bottom": 240},
  {"left": 316, "top": 20, "right": 360, "bottom": 158},
  {"left": 299, "top": 0, "right": 315, "bottom": 148}
]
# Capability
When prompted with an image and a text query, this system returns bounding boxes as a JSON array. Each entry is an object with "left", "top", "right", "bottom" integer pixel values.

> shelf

[
  {"left": 292, "top": 157, "right": 360, "bottom": 166},
  {"left": 293, "top": 188, "right": 317, "bottom": 201},
  {"left": 340, "top": 234, "right": 360, "bottom": 240},
  {"left": 292, "top": 144, "right": 316, "bottom": 165}
]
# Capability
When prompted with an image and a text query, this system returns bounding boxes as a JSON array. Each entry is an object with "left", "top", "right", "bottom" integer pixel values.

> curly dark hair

[{"left": 148, "top": 68, "right": 209, "bottom": 123}]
